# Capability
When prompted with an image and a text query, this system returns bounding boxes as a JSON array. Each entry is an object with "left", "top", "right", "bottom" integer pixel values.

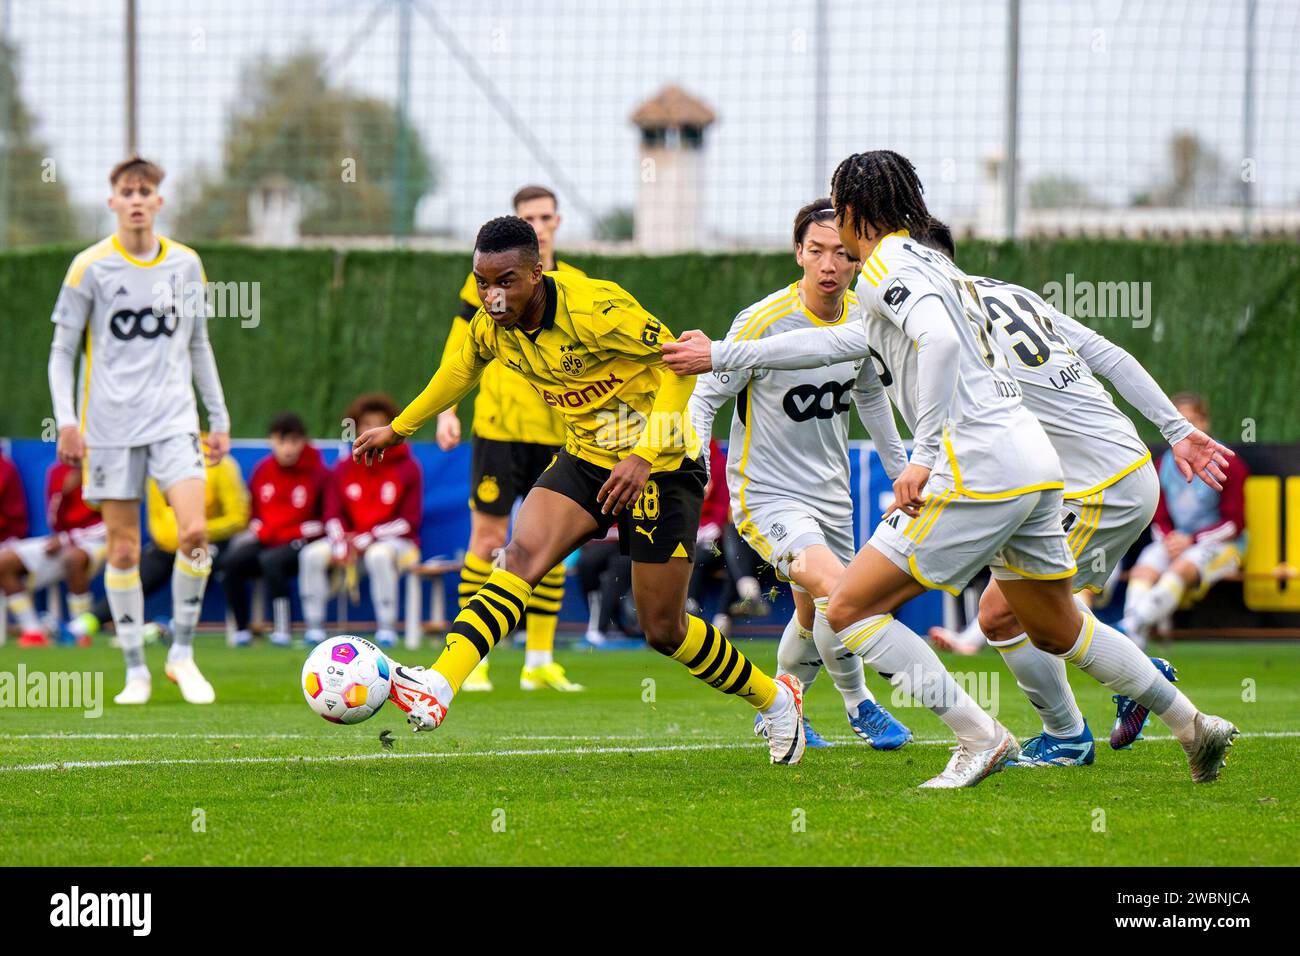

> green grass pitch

[{"left": 0, "top": 638, "right": 1296, "bottom": 866}]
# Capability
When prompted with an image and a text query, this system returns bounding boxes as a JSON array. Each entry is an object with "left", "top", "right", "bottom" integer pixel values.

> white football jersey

[
  {"left": 689, "top": 283, "right": 867, "bottom": 527},
  {"left": 964, "top": 276, "right": 1154, "bottom": 497},
  {"left": 854, "top": 233, "right": 1062, "bottom": 497},
  {"left": 51, "top": 235, "right": 224, "bottom": 448}
]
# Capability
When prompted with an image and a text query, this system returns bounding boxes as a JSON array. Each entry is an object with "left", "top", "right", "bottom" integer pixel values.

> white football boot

[
  {"left": 762, "top": 674, "right": 806, "bottom": 765},
  {"left": 919, "top": 726, "right": 1020, "bottom": 789},
  {"left": 387, "top": 662, "right": 453, "bottom": 732},
  {"left": 1181, "top": 714, "right": 1239, "bottom": 783},
  {"left": 113, "top": 675, "right": 152, "bottom": 705},
  {"left": 165, "top": 657, "right": 216, "bottom": 704}
]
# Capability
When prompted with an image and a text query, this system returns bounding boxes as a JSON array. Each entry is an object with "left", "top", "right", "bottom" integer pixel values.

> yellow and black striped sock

[
  {"left": 524, "top": 563, "right": 565, "bottom": 653},
  {"left": 458, "top": 551, "right": 494, "bottom": 609},
  {"left": 670, "top": 615, "right": 778, "bottom": 710},
  {"left": 433, "top": 568, "right": 533, "bottom": 693}
]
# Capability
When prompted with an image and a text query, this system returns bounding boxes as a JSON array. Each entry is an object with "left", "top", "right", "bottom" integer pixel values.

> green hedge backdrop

[{"left": 3, "top": 239, "right": 1297, "bottom": 443}]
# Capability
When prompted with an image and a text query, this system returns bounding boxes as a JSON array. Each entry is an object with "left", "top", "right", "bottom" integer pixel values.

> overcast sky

[{"left": 6, "top": 0, "right": 1297, "bottom": 244}]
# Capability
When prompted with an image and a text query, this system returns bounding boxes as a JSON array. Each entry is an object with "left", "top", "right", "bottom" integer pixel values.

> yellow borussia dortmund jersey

[
  {"left": 395, "top": 271, "right": 702, "bottom": 472},
  {"left": 445, "top": 260, "right": 586, "bottom": 445}
]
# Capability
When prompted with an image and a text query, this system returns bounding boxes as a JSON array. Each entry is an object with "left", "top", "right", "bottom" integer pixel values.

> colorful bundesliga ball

[{"left": 301, "top": 636, "right": 392, "bottom": 724}]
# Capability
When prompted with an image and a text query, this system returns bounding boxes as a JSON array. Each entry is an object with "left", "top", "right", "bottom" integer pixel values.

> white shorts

[
  {"left": 871, "top": 486, "right": 1076, "bottom": 595},
  {"left": 4, "top": 535, "right": 107, "bottom": 590},
  {"left": 734, "top": 497, "right": 855, "bottom": 585},
  {"left": 1133, "top": 536, "right": 1242, "bottom": 598},
  {"left": 83, "top": 433, "right": 207, "bottom": 504},
  {"left": 1062, "top": 462, "right": 1160, "bottom": 593}
]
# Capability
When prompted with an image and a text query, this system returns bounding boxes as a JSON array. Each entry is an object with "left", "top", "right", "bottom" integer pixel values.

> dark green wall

[{"left": 4, "top": 239, "right": 1297, "bottom": 443}]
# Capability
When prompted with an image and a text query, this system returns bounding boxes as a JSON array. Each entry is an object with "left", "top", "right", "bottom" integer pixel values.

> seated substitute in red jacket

[
  {"left": 219, "top": 412, "right": 329, "bottom": 647},
  {"left": 299, "top": 394, "right": 423, "bottom": 648},
  {"left": 0, "top": 461, "right": 105, "bottom": 646}
]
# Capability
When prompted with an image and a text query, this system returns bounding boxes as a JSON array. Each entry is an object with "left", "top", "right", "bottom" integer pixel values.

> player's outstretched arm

[
  {"left": 354, "top": 340, "right": 489, "bottom": 465},
  {"left": 851, "top": 359, "right": 909, "bottom": 480},
  {"left": 714, "top": 321, "right": 870, "bottom": 374},
  {"left": 1055, "top": 309, "right": 1232, "bottom": 488}
]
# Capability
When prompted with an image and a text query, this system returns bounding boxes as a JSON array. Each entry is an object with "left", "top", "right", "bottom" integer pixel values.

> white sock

[
  {"left": 989, "top": 632, "right": 1085, "bottom": 738},
  {"left": 106, "top": 564, "right": 147, "bottom": 676},
  {"left": 838, "top": 612, "right": 999, "bottom": 748},
  {"left": 67, "top": 591, "right": 93, "bottom": 621},
  {"left": 298, "top": 541, "right": 331, "bottom": 631},
  {"left": 524, "top": 649, "right": 553, "bottom": 669},
  {"left": 1059, "top": 610, "right": 1198, "bottom": 742},
  {"left": 170, "top": 550, "right": 211, "bottom": 661},
  {"left": 958, "top": 618, "right": 987, "bottom": 649},
  {"left": 272, "top": 596, "right": 291, "bottom": 638},
  {"left": 6, "top": 591, "right": 40, "bottom": 632},
  {"left": 776, "top": 613, "right": 822, "bottom": 691},
  {"left": 813, "top": 597, "right": 872, "bottom": 712},
  {"left": 364, "top": 543, "right": 400, "bottom": 631}
]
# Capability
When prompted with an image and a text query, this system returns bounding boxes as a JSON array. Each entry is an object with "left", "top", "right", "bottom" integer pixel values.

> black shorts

[
  {"left": 534, "top": 450, "right": 707, "bottom": 563},
  {"left": 470, "top": 437, "right": 560, "bottom": 516}
]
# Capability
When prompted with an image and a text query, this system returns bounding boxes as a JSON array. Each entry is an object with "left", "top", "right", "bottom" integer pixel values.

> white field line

[{"left": 0, "top": 730, "right": 1294, "bottom": 774}]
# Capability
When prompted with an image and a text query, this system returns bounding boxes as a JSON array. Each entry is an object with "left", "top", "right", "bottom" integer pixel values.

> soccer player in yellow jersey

[
  {"left": 436, "top": 186, "right": 584, "bottom": 693},
  {"left": 354, "top": 216, "right": 808, "bottom": 764}
]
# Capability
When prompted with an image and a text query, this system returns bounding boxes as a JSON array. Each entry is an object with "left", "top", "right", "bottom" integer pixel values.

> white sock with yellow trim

[
  {"left": 838, "top": 612, "right": 1000, "bottom": 748},
  {"left": 988, "top": 632, "right": 1084, "bottom": 738},
  {"left": 1058, "top": 609, "right": 1198, "bottom": 743},
  {"left": 6, "top": 591, "right": 40, "bottom": 632},
  {"left": 106, "top": 564, "right": 148, "bottom": 680},
  {"left": 169, "top": 550, "right": 212, "bottom": 663},
  {"left": 812, "top": 598, "right": 872, "bottom": 712},
  {"left": 775, "top": 613, "right": 821, "bottom": 690}
]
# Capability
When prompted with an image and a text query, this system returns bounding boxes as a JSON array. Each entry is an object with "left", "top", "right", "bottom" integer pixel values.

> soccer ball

[{"left": 301, "top": 636, "right": 392, "bottom": 724}]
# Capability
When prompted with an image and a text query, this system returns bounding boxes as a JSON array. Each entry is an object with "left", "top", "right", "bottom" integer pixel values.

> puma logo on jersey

[
  {"left": 783, "top": 380, "right": 854, "bottom": 422},
  {"left": 634, "top": 525, "right": 656, "bottom": 544}
]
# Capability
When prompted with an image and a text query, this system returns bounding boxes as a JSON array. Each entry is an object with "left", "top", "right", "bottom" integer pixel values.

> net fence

[{"left": 1, "top": 0, "right": 1296, "bottom": 249}]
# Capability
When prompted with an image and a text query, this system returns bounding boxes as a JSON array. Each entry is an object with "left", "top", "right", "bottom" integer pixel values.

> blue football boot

[
  {"left": 1012, "top": 720, "right": 1096, "bottom": 767},
  {"left": 1111, "top": 657, "right": 1178, "bottom": 749},
  {"left": 847, "top": 699, "right": 912, "bottom": 750}
]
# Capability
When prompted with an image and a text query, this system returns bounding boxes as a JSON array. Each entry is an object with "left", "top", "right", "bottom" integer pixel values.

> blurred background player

[
  {"left": 678, "top": 198, "right": 912, "bottom": 751},
  {"left": 299, "top": 394, "right": 422, "bottom": 648},
  {"left": 47, "top": 156, "right": 230, "bottom": 705},
  {"left": 69, "top": 434, "right": 249, "bottom": 646},
  {"left": 1122, "top": 393, "right": 1249, "bottom": 649},
  {"left": 575, "top": 525, "right": 634, "bottom": 645},
  {"left": 435, "top": 185, "right": 585, "bottom": 692},
  {"left": 0, "top": 449, "right": 28, "bottom": 553},
  {"left": 0, "top": 461, "right": 105, "bottom": 647},
  {"left": 220, "top": 412, "right": 327, "bottom": 647},
  {"left": 686, "top": 437, "right": 769, "bottom": 636}
]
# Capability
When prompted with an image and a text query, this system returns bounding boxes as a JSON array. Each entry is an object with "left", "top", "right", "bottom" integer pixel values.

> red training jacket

[
  {"left": 0, "top": 453, "right": 28, "bottom": 544},
  {"left": 249, "top": 443, "right": 330, "bottom": 547},
  {"left": 323, "top": 443, "right": 422, "bottom": 547},
  {"left": 1152, "top": 451, "right": 1249, "bottom": 545},
  {"left": 46, "top": 462, "right": 100, "bottom": 533}
]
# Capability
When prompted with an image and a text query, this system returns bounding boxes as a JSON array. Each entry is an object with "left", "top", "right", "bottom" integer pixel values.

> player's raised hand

[
  {"left": 56, "top": 425, "right": 84, "bottom": 467},
  {"left": 598, "top": 453, "right": 652, "bottom": 515},
  {"left": 206, "top": 431, "right": 230, "bottom": 465},
  {"left": 435, "top": 409, "right": 462, "bottom": 451},
  {"left": 353, "top": 424, "right": 402, "bottom": 466},
  {"left": 1171, "top": 428, "right": 1233, "bottom": 492},
  {"left": 661, "top": 330, "right": 714, "bottom": 375},
  {"left": 889, "top": 462, "right": 930, "bottom": 519}
]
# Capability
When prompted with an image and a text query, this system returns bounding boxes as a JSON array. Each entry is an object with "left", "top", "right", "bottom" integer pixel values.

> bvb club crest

[
  {"left": 560, "top": 351, "right": 585, "bottom": 376},
  {"left": 477, "top": 475, "right": 501, "bottom": 504}
]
